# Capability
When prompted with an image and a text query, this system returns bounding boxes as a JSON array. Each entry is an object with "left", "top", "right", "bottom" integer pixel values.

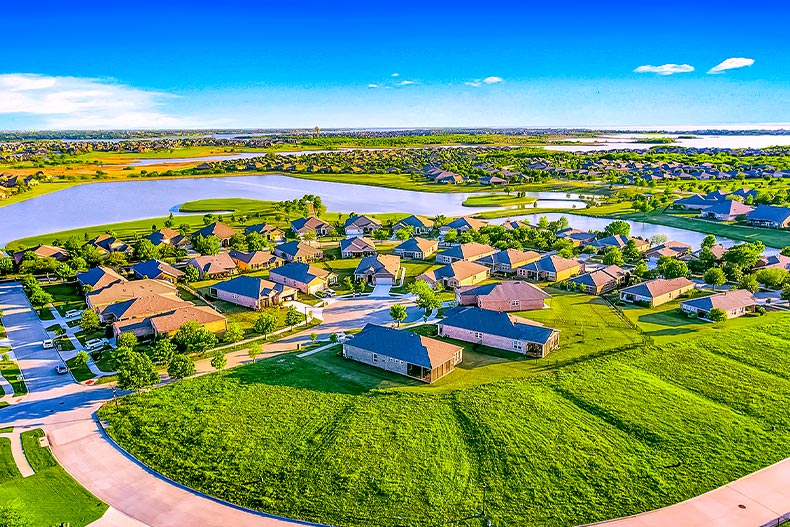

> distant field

[{"left": 99, "top": 295, "right": 790, "bottom": 527}]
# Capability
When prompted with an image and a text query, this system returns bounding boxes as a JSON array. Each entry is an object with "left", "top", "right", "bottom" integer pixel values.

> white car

[
  {"left": 334, "top": 332, "right": 349, "bottom": 342},
  {"left": 64, "top": 309, "right": 82, "bottom": 319},
  {"left": 55, "top": 364, "right": 69, "bottom": 375},
  {"left": 42, "top": 339, "right": 55, "bottom": 349},
  {"left": 85, "top": 338, "right": 105, "bottom": 350},
  {"left": 324, "top": 288, "right": 337, "bottom": 297}
]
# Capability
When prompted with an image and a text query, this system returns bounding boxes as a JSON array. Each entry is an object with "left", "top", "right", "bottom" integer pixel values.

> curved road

[{"left": 1, "top": 281, "right": 788, "bottom": 527}]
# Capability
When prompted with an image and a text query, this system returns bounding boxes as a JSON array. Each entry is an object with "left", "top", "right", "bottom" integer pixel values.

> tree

[
  {"left": 604, "top": 220, "right": 631, "bottom": 237},
  {"left": 443, "top": 228, "right": 458, "bottom": 244},
  {"left": 755, "top": 268, "right": 789, "bottom": 289},
  {"left": 229, "top": 233, "right": 247, "bottom": 251},
  {"left": 104, "top": 251, "right": 128, "bottom": 268},
  {"left": 117, "top": 332, "right": 138, "bottom": 350},
  {"left": 389, "top": 304, "right": 407, "bottom": 327},
  {"left": 74, "top": 350, "right": 90, "bottom": 367},
  {"left": 172, "top": 321, "right": 218, "bottom": 353},
  {"left": 246, "top": 231, "right": 265, "bottom": 251},
  {"left": 632, "top": 261, "right": 648, "bottom": 277},
  {"left": 310, "top": 332, "right": 318, "bottom": 342},
  {"left": 167, "top": 354, "right": 195, "bottom": 380},
  {"left": 81, "top": 245, "right": 103, "bottom": 266},
  {"left": 80, "top": 309, "right": 100, "bottom": 332},
  {"left": 343, "top": 275, "right": 355, "bottom": 296},
  {"left": 151, "top": 338, "right": 177, "bottom": 364},
  {"left": 0, "top": 503, "right": 31, "bottom": 527},
  {"left": 28, "top": 287, "right": 53, "bottom": 307},
  {"left": 133, "top": 239, "right": 160, "bottom": 261},
  {"left": 247, "top": 342, "right": 262, "bottom": 363},
  {"left": 210, "top": 350, "right": 227, "bottom": 370},
  {"left": 193, "top": 235, "right": 221, "bottom": 256},
  {"left": 782, "top": 283, "right": 790, "bottom": 301},
  {"left": 0, "top": 256, "right": 15, "bottom": 275},
  {"left": 722, "top": 241, "right": 765, "bottom": 271},
  {"left": 703, "top": 268, "right": 727, "bottom": 291},
  {"left": 657, "top": 256, "right": 689, "bottom": 279},
  {"left": 254, "top": 312, "right": 278, "bottom": 337},
  {"left": 702, "top": 234, "right": 717, "bottom": 249},
  {"left": 55, "top": 262, "right": 75, "bottom": 281},
  {"left": 707, "top": 307, "right": 728, "bottom": 323},
  {"left": 224, "top": 322, "right": 244, "bottom": 343},
  {"left": 781, "top": 246, "right": 790, "bottom": 257},
  {"left": 649, "top": 234, "right": 668, "bottom": 247},
  {"left": 622, "top": 239, "right": 642, "bottom": 262},
  {"left": 408, "top": 280, "right": 441, "bottom": 315},
  {"left": 395, "top": 226, "right": 413, "bottom": 241},
  {"left": 738, "top": 273, "right": 760, "bottom": 293},
  {"left": 69, "top": 256, "right": 88, "bottom": 273},
  {"left": 116, "top": 348, "right": 159, "bottom": 390},
  {"left": 284, "top": 306, "right": 302, "bottom": 329},
  {"left": 183, "top": 264, "right": 200, "bottom": 283},
  {"left": 602, "top": 247, "right": 625, "bottom": 266}
]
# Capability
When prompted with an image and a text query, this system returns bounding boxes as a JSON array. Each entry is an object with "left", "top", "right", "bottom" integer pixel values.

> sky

[{"left": 2, "top": 0, "right": 789, "bottom": 130}]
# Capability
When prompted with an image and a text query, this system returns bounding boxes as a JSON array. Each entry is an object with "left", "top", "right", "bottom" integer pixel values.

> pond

[
  {"left": 546, "top": 134, "right": 790, "bottom": 152},
  {"left": 0, "top": 175, "right": 584, "bottom": 245}
]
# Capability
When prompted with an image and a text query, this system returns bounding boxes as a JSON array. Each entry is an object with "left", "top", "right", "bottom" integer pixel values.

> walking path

[{"left": 2, "top": 429, "right": 35, "bottom": 477}]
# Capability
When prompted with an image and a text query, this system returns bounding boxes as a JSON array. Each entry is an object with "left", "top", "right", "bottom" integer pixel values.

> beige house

[
  {"left": 417, "top": 261, "right": 489, "bottom": 289},
  {"left": 619, "top": 277, "right": 696, "bottom": 307},
  {"left": 680, "top": 289, "right": 756, "bottom": 320},
  {"left": 436, "top": 243, "right": 498, "bottom": 264},
  {"left": 456, "top": 281, "right": 550, "bottom": 312},
  {"left": 393, "top": 237, "right": 438, "bottom": 259}
]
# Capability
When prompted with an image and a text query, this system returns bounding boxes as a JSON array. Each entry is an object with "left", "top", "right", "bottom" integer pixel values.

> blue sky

[{"left": 2, "top": 0, "right": 788, "bottom": 129}]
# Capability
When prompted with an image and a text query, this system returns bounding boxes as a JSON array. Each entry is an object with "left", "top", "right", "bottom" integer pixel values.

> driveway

[{"left": 0, "top": 282, "right": 72, "bottom": 394}]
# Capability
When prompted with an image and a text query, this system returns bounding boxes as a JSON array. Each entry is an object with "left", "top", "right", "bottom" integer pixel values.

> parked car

[
  {"left": 42, "top": 339, "right": 54, "bottom": 349},
  {"left": 325, "top": 288, "right": 337, "bottom": 297},
  {"left": 64, "top": 309, "right": 82, "bottom": 319},
  {"left": 55, "top": 364, "right": 68, "bottom": 375},
  {"left": 85, "top": 338, "right": 105, "bottom": 350}
]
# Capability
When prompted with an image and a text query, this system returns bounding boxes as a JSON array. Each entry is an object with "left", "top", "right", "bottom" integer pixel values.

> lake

[
  {"left": 0, "top": 175, "right": 584, "bottom": 245},
  {"left": 546, "top": 134, "right": 790, "bottom": 152}
]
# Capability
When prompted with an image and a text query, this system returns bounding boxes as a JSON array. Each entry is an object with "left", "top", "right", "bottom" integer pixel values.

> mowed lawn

[
  {"left": 0, "top": 429, "right": 106, "bottom": 526},
  {"left": 98, "top": 290, "right": 790, "bottom": 527}
]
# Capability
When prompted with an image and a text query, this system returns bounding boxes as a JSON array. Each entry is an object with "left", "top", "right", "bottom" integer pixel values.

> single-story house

[
  {"left": 645, "top": 241, "right": 693, "bottom": 263},
  {"left": 86, "top": 279, "right": 179, "bottom": 311},
  {"left": 290, "top": 216, "right": 332, "bottom": 238},
  {"left": 88, "top": 234, "right": 131, "bottom": 254},
  {"left": 344, "top": 215, "right": 382, "bottom": 236},
  {"left": 342, "top": 324, "right": 463, "bottom": 383},
  {"left": 438, "top": 306, "right": 560, "bottom": 358},
  {"left": 456, "top": 281, "right": 550, "bottom": 312},
  {"left": 680, "top": 289, "right": 756, "bottom": 320},
  {"left": 567, "top": 265, "right": 629, "bottom": 295},
  {"left": 229, "top": 250, "right": 282, "bottom": 271},
  {"left": 100, "top": 294, "right": 192, "bottom": 324},
  {"left": 131, "top": 259, "right": 184, "bottom": 283},
  {"left": 193, "top": 222, "right": 237, "bottom": 246},
  {"left": 700, "top": 200, "right": 754, "bottom": 221},
  {"left": 273, "top": 241, "right": 324, "bottom": 262},
  {"left": 352, "top": 255, "right": 400, "bottom": 285},
  {"left": 76, "top": 266, "right": 126, "bottom": 293},
  {"left": 588, "top": 235, "right": 649, "bottom": 252},
  {"left": 619, "top": 277, "right": 696, "bottom": 307},
  {"left": 438, "top": 216, "right": 488, "bottom": 235},
  {"left": 112, "top": 305, "right": 227, "bottom": 339},
  {"left": 516, "top": 255, "right": 584, "bottom": 282},
  {"left": 187, "top": 253, "right": 238, "bottom": 279},
  {"left": 556, "top": 228, "right": 597, "bottom": 247},
  {"left": 436, "top": 243, "right": 498, "bottom": 264},
  {"left": 755, "top": 254, "right": 790, "bottom": 271},
  {"left": 393, "top": 215, "right": 434, "bottom": 235},
  {"left": 672, "top": 194, "right": 716, "bottom": 210},
  {"left": 340, "top": 237, "right": 377, "bottom": 258},
  {"left": 269, "top": 262, "right": 337, "bottom": 294},
  {"left": 476, "top": 248, "right": 541, "bottom": 273},
  {"left": 209, "top": 275, "right": 297, "bottom": 309},
  {"left": 146, "top": 228, "right": 190, "bottom": 248},
  {"left": 13, "top": 244, "right": 69, "bottom": 265},
  {"left": 245, "top": 223, "right": 286, "bottom": 242},
  {"left": 746, "top": 205, "right": 790, "bottom": 229},
  {"left": 393, "top": 237, "right": 439, "bottom": 259},
  {"left": 417, "top": 261, "right": 490, "bottom": 289}
]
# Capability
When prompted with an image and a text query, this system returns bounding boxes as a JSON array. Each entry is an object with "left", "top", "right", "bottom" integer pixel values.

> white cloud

[
  {"left": 397, "top": 80, "right": 414, "bottom": 86},
  {"left": 708, "top": 57, "right": 755, "bottom": 74},
  {"left": 465, "top": 81, "right": 482, "bottom": 87},
  {"left": 367, "top": 83, "right": 379, "bottom": 88},
  {"left": 0, "top": 73, "right": 186, "bottom": 129},
  {"left": 391, "top": 72, "right": 400, "bottom": 77},
  {"left": 483, "top": 76, "right": 504, "bottom": 84},
  {"left": 633, "top": 64, "right": 695, "bottom": 75}
]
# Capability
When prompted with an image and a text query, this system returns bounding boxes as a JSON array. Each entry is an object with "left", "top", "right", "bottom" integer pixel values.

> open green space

[
  {"left": 0, "top": 429, "right": 107, "bottom": 527},
  {"left": 65, "top": 356, "right": 95, "bottom": 382},
  {"left": 0, "top": 437, "right": 21, "bottom": 482},
  {"left": 462, "top": 192, "right": 537, "bottom": 207},
  {"left": 0, "top": 359, "right": 28, "bottom": 396},
  {"left": 42, "top": 283, "right": 85, "bottom": 316}
]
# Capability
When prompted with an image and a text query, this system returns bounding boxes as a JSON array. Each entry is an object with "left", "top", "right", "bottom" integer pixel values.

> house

[
  {"left": 76, "top": 266, "right": 126, "bottom": 293},
  {"left": 101, "top": 294, "right": 193, "bottom": 324},
  {"left": 567, "top": 265, "right": 629, "bottom": 295},
  {"left": 456, "top": 281, "right": 550, "bottom": 312},
  {"left": 229, "top": 250, "right": 282, "bottom": 271},
  {"left": 273, "top": 241, "right": 324, "bottom": 262},
  {"left": 146, "top": 228, "right": 190, "bottom": 248},
  {"left": 746, "top": 205, "right": 790, "bottom": 229},
  {"left": 186, "top": 253, "right": 238, "bottom": 279},
  {"left": 209, "top": 275, "right": 297, "bottom": 309},
  {"left": 480, "top": 175, "right": 507, "bottom": 185},
  {"left": 88, "top": 234, "right": 131, "bottom": 254},
  {"left": 438, "top": 306, "right": 560, "bottom": 358},
  {"left": 269, "top": 262, "right": 337, "bottom": 294},
  {"left": 13, "top": 245, "right": 69, "bottom": 265},
  {"left": 131, "top": 259, "right": 185, "bottom": 283},
  {"left": 645, "top": 241, "right": 693, "bottom": 263},
  {"left": 342, "top": 324, "right": 463, "bottom": 383},
  {"left": 439, "top": 216, "right": 488, "bottom": 235},
  {"left": 393, "top": 215, "right": 434, "bottom": 235},
  {"left": 340, "top": 237, "right": 376, "bottom": 258},
  {"left": 700, "top": 200, "right": 754, "bottom": 221},
  {"left": 354, "top": 255, "right": 401, "bottom": 285},
  {"left": 344, "top": 215, "right": 382, "bottom": 236},
  {"left": 417, "top": 261, "right": 489, "bottom": 289},
  {"left": 755, "top": 254, "right": 790, "bottom": 271},
  {"left": 86, "top": 279, "right": 180, "bottom": 311},
  {"left": 476, "top": 249, "right": 541, "bottom": 273},
  {"left": 619, "top": 277, "right": 696, "bottom": 307},
  {"left": 193, "top": 222, "right": 237, "bottom": 246},
  {"left": 244, "top": 223, "right": 285, "bottom": 242},
  {"left": 112, "top": 305, "right": 227, "bottom": 339},
  {"left": 589, "top": 235, "right": 649, "bottom": 252},
  {"left": 556, "top": 228, "right": 597, "bottom": 247},
  {"left": 435, "top": 243, "right": 498, "bottom": 264},
  {"left": 290, "top": 216, "right": 331, "bottom": 238},
  {"left": 683, "top": 244, "right": 728, "bottom": 263},
  {"left": 517, "top": 255, "right": 584, "bottom": 282},
  {"left": 680, "top": 289, "right": 756, "bottom": 320},
  {"left": 394, "top": 237, "right": 439, "bottom": 259},
  {"left": 501, "top": 220, "right": 527, "bottom": 231}
]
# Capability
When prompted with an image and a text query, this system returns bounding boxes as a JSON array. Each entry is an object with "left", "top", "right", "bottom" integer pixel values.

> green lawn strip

[
  {"left": 462, "top": 192, "right": 537, "bottom": 207},
  {"left": 0, "top": 437, "right": 22, "bottom": 483},
  {"left": 38, "top": 307, "right": 55, "bottom": 321},
  {"left": 0, "top": 428, "right": 107, "bottom": 527},
  {"left": 0, "top": 426, "right": 13, "bottom": 433},
  {"left": 0, "top": 361, "right": 28, "bottom": 396},
  {"left": 65, "top": 356, "right": 95, "bottom": 382},
  {"left": 41, "top": 283, "right": 85, "bottom": 316}
]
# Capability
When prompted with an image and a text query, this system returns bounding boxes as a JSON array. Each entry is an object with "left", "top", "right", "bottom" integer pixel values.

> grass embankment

[
  {"left": 98, "top": 294, "right": 790, "bottom": 527},
  {"left": 462, "top": 193, "right": 537, "bottom": 207},
  {"left": 0, "top": 429, "right": 107, "bottom": 526}
]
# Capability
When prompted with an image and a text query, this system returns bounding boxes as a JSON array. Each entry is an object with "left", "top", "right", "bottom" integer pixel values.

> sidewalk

[{"left": 47, "top": 306, "right": 116, "bottom": 379}]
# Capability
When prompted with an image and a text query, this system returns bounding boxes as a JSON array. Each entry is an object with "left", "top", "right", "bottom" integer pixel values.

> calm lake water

[
  {"left": 546, "top": 134, "right": 790, "bottom": 152},
  {"left": 0, "top": 175, "right": 584, "bottom": 245}
]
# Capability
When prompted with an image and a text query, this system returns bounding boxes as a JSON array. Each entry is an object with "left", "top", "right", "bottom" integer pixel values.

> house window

[
  {"left": 474, "top": 331, "right": 483, "bottom": 339},
  {"left": 372, "top": 353, "right": 378, "bottom": 363},
  {"left": 513, "top": 341, "right": 523, "bottom": 350},
  {"left": 511, "top": 300, "right": 520, "bottom": 307}
]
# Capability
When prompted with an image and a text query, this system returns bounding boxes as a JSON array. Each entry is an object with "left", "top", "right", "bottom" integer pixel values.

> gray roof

[
  {"left": 440, "top": 306, "right": 557, "bottom": 345},
  {"left": 747, "top": 204, "right": 790, "bottom": 223},
  {"left": 211, "top": 275, "right": 286, "bottom": 299},
  {"left": 348, "top": 324, "right": 460, "bottom": 369}
]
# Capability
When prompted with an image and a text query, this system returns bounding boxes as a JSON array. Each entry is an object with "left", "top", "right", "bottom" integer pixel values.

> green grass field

[
  {"left": 0, "top": 429, "right": 107, "bottom": 526},
  {"left": 0, "top": 359, "right": 28, "bottom": 396},
  {"left": 97, "top": 292, "right": 790, "bottom": 527},
  {"left": 462, "top": 192, "right": 537, "bottom": 207}
]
